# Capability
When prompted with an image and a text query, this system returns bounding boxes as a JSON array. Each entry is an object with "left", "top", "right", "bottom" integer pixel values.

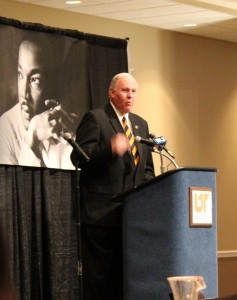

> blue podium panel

[{"left": 121, "top": 167, "right": 218, "bottom": 300}]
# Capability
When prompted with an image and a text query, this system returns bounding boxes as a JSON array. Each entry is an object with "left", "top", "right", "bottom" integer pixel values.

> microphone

[
  {"left": 61, "top": 132, "right": 90, "bottom": 163},
  {"left": 149, "top": 134, "right": 167, "bottom": 147},
  {"left": 149, "top": 133, "right": 175, "bottom": 159},
  {"left": 135, "top": 136, "right": 155, "bottom": 147}
]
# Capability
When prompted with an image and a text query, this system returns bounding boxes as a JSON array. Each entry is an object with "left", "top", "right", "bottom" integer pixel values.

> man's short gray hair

[{"left": 109, "top": 72, "right": 136, "bottom": 90}]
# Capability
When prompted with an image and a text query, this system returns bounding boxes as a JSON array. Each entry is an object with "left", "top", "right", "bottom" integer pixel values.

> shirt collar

[{"left": 110, "top": 101, "right": 129, "bottom": 123}]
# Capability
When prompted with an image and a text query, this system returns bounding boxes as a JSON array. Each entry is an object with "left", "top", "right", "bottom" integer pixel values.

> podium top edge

[
  {"left": 113, "top": 166, "right": 218, "bottom": 201},
  {"left": 179, "top": 166, "right": 218, "bottom": 172},
  {"left": 152, "top": 166, "right": 218, "bottom": 180}
]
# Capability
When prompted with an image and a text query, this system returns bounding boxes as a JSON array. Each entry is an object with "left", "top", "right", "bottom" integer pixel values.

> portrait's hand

[
  {"left": 111, "top": 133, "right": 130, "bottom": 156},
  {"left": 24, "top": 99, "right": 78, "bottom": 158},
  {"left": 24, "top": 108, "right": 62, "bottom": 154},
  {"left": 45, "top": 99, "right": 79, "bottom": 137}
]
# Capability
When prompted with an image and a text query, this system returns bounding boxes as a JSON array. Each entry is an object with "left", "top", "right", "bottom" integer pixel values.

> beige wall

[
  {"left": 218, "top": 257, "right": 237, "bottom": 296},
  {"left": 1, "top": 0, "right": 237, "bottom": 296}
]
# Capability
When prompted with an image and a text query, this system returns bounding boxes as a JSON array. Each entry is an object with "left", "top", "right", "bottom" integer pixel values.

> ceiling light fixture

[
  {"left": 66, "top": 0, "right": 81, "bottom": 4},
  {"left": 183, "top": 24, "right": 197, "bottom": 27}
]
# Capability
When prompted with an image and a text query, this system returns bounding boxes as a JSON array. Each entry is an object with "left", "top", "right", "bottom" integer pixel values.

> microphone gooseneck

[
  {"left": 135, "top": 134, "right": 179, "bottom": 173},
  {"left": 61, "top": 132, "right": 90, "bottom": 163},
  {"left": 149, "top": 133, "right": 175, "bottom": 159}
]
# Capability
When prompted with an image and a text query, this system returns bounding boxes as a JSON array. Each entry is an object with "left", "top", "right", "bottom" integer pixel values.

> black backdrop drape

[{"left": 0, "top": 16, "right": 128, "bottom": 299}]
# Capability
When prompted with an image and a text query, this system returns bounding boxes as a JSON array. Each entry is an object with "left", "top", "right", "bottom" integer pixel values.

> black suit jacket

[{"left": 71, "top": 103, "right": 155, "bottom": 226}]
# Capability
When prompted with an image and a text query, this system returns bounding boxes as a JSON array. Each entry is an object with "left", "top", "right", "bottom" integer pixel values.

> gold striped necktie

[{"left": 122, "top": 116, "right": 140, "bottom": 166}]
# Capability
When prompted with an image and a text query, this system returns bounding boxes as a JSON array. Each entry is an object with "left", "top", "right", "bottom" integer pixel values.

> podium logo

[
  {"left": 189, "top": 187, "right": 212, "bottom": 227},
  {"left": 194, "top": 192, "right": 209, "bottom": 213}
]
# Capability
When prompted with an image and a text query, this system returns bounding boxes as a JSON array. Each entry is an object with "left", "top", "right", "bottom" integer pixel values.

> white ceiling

[{"left": 14, "top": 0, "right": 237, "bottom": 43}]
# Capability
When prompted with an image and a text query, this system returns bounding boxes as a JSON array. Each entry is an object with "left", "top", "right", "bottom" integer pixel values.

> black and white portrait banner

[{"left": 0, "top": 16, "right": 128, "bottom": 170}]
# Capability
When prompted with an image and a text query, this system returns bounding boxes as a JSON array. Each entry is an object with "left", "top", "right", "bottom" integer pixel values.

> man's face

[
  {"left": 18, "top": 40, "right": 47, "bottom": 130},
  {"left": 110, "top": 75, "right": 138, "bottom": 115}
]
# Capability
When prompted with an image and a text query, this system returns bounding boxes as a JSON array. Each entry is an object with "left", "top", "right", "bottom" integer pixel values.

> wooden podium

[{"left": 118, "top": 167, "right": 218, "bottom": 300}]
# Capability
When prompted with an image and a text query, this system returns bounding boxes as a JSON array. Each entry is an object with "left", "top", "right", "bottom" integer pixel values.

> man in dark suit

[{"left": 71, "top": 72, "right": 155, "bottom": 300}]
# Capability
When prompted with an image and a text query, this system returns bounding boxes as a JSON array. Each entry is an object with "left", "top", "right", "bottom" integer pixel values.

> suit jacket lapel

[{"left": 105, "top": 103, "right": 124, "bottom": 134}]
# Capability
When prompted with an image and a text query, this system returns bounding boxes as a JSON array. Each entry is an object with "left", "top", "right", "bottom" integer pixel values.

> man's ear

[{"left": 109, "top": 88, "right": 114, "bottom": 99}]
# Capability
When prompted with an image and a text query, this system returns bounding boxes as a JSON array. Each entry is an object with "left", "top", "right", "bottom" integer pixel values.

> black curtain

[
  {"left": 87, "top": 33, "right": 129, "bottom": 108},
  {"left": 0, "top": 16, "right": 128, "bottom": 300},
  {"left": 0, "top": 165, "right": 79, "bottom": 300}
]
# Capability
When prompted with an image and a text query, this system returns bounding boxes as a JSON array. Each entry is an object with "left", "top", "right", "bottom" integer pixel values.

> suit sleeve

[
  {"left": 145, "top": 147, "right": 155, "bottom": 180},
  {"left": 70, "top": 111, "right": 113, "bottom": 168}
]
